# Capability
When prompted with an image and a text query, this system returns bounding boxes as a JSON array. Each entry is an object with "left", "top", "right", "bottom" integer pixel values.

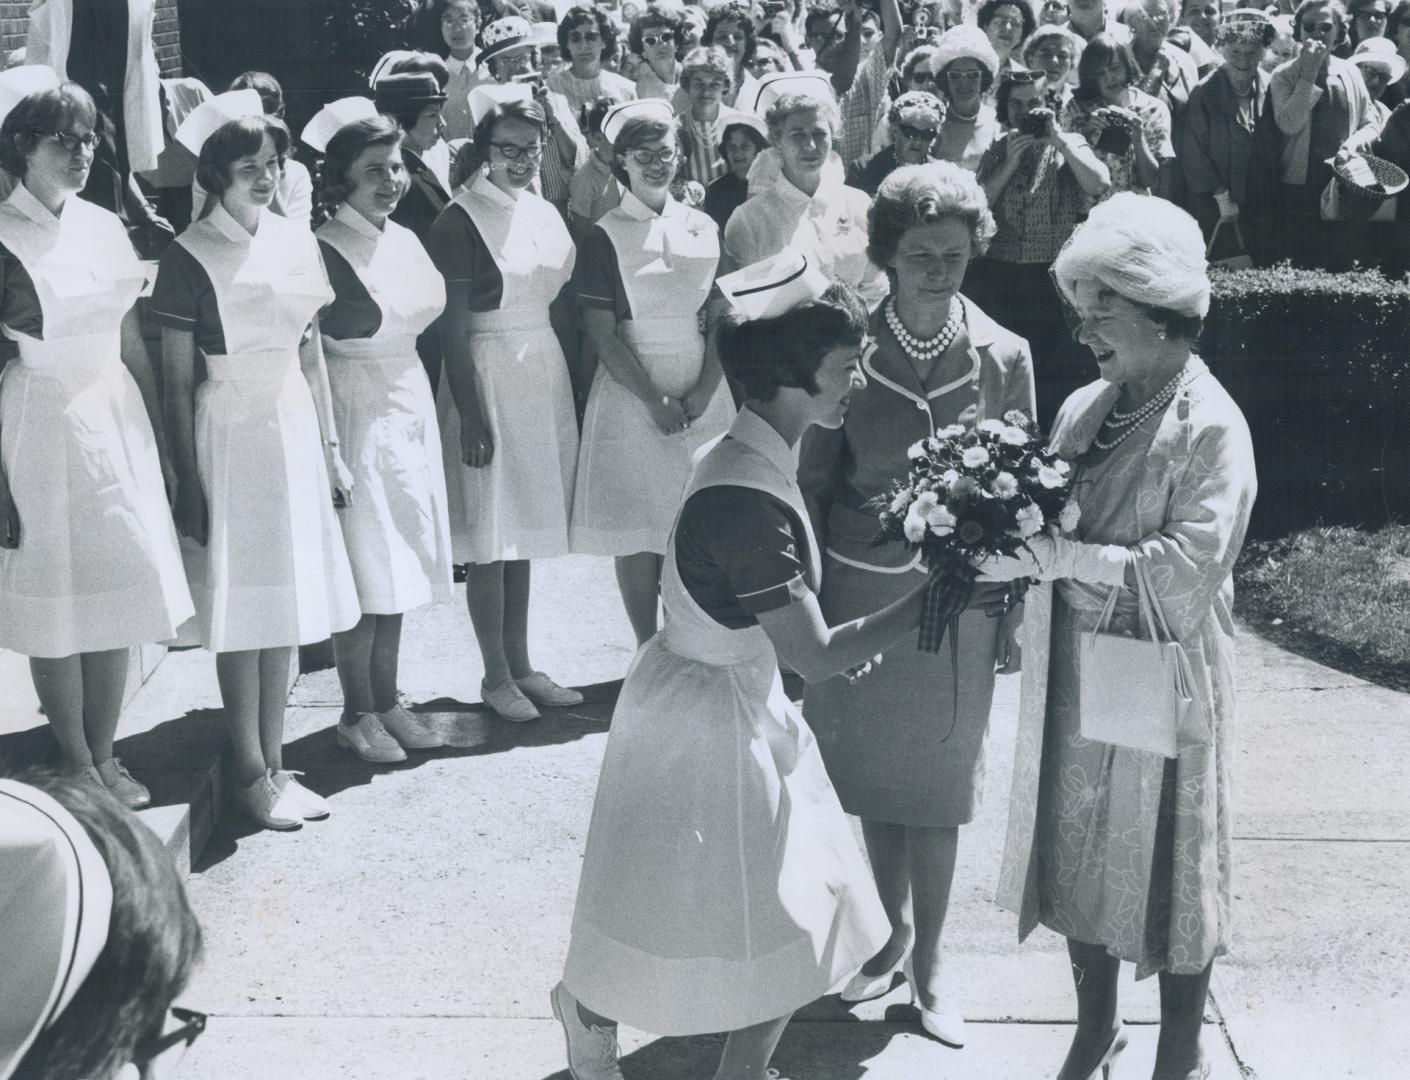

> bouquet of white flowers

[{"left": 873, "top": 410, "right": 1079, "bottom": 652}]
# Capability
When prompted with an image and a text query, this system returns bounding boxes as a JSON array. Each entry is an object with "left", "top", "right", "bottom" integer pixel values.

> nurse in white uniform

[
  {"left": 427, "top": 84, "right": 582, "bottom": 724},
  {"left": 307, "top": 105, "right": 454, "bottom": 764},
  {"left": 152, "top": 97, "right": 360, "bottom": 832},
  {"left": 0, "top": 69, "right": 193, "bottom": 811},
  {"left": 570, "top": 99, "right": 734, "bottom": 646}
]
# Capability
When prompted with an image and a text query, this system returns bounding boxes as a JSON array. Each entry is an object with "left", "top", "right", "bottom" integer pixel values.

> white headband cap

[
  {"left": 300, "top": 97, "right": 379, "bottom": 153},
  {"left": 0, "top": 780, "right": 114, "bottom": 1080},
  {"left": 0, "top": 65, "right": 61, "bottom": 128},
  {"left": 174, "top": 89, "right": 265, "bottom": 156},
  {"left": 717, "top": 249, "right": 831, "bottom": 321},
  {"left": 600, "top": 98, "right": 674, "bottom": 145},
  {"left": 1053, "top": 192, "right": 1210, "bottom": 319},
  {"left": 751, "top": 70, "right": 835, "bottom": 117},
  {"left": 468, "top": 81, "right": 535, "bottom": 126}
]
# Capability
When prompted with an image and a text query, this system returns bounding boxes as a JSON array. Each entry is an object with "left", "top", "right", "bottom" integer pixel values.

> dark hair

[
  {"left": 717, "top": 282, "right": 868, "bottom": 402},
  {"left": 195, "top": 114, "right": 292, "bottom": 216},
  {"left": 388, "top": 50, "right": 452, "bottom": 91},
  {"left": 995, "top": 68, "right": 1041, "bottom": 126},
  {"left": 320, "top": 116, "right": 404, "bottom": 205},
  {"left": 1292, "top": 0, "right": 1348, "bottom": 42},
  {"left": 1134, "top": 303, "right": 1204, "bottom": 342},
  {"left": 468, "top": 97, "right": 547, "bottom": 172},
  {"left": 581, "top": 95, "right": 616, "bottom": 137},
  {"left": 11, "top": 771, "right": 202, "bottom": 1080},
  {"left": 0, "top": 81, "right": 98, "bottom": 177},
  {"left": 629, "top": 6, "right": 685, "bottom": 59},
  {"left": 610, "top": 115, "right": 680, "bottom": 186},
  {"left": 559, "top": 5, "right": 619, "bottom": 61},
  {"left": 229, "top": 70, "right": 285, "bottom": 117},
  {"left": 1074, "top": 32, "right": 1139, "bottom": 102},
  {"left": 900, "top": 44, "right": 943, "bottom": 86},
  {"left": 940, "top": 57, "right": 996, "bottom": 97},
  {"left": 717, "top": 118, "right": 769, "bottom": 156},
  {"left": 977, "top": 0, "right": 1037, "bottom": 46},
  {"left": 868, "top": 162, "right": 996, "bottom": 268},
  {"left": 704, "top": 3, "right": 759, "bottom": 68},
  {"left": 1389, "top": 0, "right": 1410, "bottom": 40},
  {"left": 1348, "top": 0, "right": 1391, "bottom": 43}
]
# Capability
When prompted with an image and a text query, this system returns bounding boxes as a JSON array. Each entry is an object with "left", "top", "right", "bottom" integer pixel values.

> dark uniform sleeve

[
  {"left": 572, "top": 224, "right": 632, "bottom": 320},
  {"left": 674, "top": 485, "right": 813, "bottom": 628},
  {"left": 425, "top": 203, "right": 504, "bottom": 311},
  {"left": 149, "top": 242, "right": 226, "bottom": 354},
  {"left": 0, "top": 248, "right": 18, "bottom": 363},
  {"left": 317, "top": 240, "right": 382, "bottom": 340}
]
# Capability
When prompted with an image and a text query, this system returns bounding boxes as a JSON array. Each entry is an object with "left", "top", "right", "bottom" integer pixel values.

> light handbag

[
  {"left": 1078, "top": 561, "right": 1202, "bottom": 759},
  {"left": 1206, "top": 218, "right": 1252, "bottom": 270}
]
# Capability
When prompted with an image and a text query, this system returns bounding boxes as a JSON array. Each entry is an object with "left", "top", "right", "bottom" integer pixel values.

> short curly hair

[
  {"left": 629, "top": 5, "right": 685, "bottom": 59},
  {"left": 867, "top": 162, "right": 996, "bottom": 269},
  {"left": 319, "top": 115, "right": 403, "bottom": 207},
  {"left": 559, "top": 4, "right": 619, "bottom": 62},
  {"left": 764, "top": 92, "right": 842, "bottom": 145},
  {"left": 887, "top": 90, "right": 945, "bottom": 128},
  {"left": 195, "top": 114, "right": 292, "bottom": 216},
  {"left": 467, "top": 97, "right": 547, "bottom": 174},
  {"left": 0, "top": 81, "right": 98, "bottom": 178},
  {"left": 977, "top": 0, "right": 1037, "bottom": 46},
  {"left": 680, "top": 45, "right": 735, "bottom": 94},
  {"left": 717, "top": 282, "right": 868, "bottom": 402},
  {"left": 703, "top": 2, "right": 759, "bottom": 67}
]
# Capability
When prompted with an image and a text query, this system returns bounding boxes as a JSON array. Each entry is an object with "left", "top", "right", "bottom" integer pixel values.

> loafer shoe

[
  {"left": 273, "top": 770, "right": 331, "bottom": 820},
  {"left": 336, "top": 713, "right": 408, "bottom": 763},
  {"left": 514, "top": 671, "right": 584, "bottom": 707},
  {"left": 378, "top": 698, "right": 443, "bottom": 749},
  {"left": 235, "top": 770, "right": 302, "bottom": 831},
  {"left": 481, "top": 679, "right": 541, "bottom": 722},
  {"left": 96, "top": 756, "right": 152, "bottom": 809},
  {"left": 550, "top": 981, "right": 624, "bottom": 1080}
]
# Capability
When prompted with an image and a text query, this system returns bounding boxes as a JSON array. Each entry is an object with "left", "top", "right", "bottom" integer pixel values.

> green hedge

[{"left": 1199, "top": 265, "right": 1410, "bottom": 538}]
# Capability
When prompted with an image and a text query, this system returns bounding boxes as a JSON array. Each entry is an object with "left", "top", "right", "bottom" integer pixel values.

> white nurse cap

[
  {"left": 0, "top": 65, "right": 61, "bottom": 128},
  {"left": 600, "top": 98, "right": 674, "bottom": 146},
  {"left": 717, "top": 249, "right": 831, "bottom": 322},
  {"left": 0, "top": 779, "right": 114, "bottom": 1080},
  {"left": 174, "top": 89, "right": 265, "bottom": 156},
  {"left": 467, "top": 81, "right": 535, "bottom": 126},
  {"left": 749, "top": 70, "right": 834, "bottom": 118},
  {"left": 300, "top": 96, "right": 380, "bottom": 153}
]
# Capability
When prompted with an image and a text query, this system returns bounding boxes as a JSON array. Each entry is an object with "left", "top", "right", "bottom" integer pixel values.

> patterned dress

[
  {"left": 997, "top": 359, "right": 1256, "bottom": 977},
  {"left": 1061, "top": 88, "right": 1173, "bottom": 197}
]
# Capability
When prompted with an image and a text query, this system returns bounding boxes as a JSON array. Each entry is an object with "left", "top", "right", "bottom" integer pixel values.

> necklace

[
  {"left": 886, "top": 296, "right": 961, "bottom": 364},
  {"left": 1107, "top": 364, "right": 1193, "bottom": 424},
  {"left": 948, "top": 105, "right": 980, "bottom": 122},
  {"left": 1093, "top": 364, "right": 1198, "bottom": 450}
]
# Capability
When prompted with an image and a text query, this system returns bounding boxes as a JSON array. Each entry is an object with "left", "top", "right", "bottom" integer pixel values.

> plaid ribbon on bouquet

[{"left": 918, "top": 562, "right": 978, "bottom": 653}]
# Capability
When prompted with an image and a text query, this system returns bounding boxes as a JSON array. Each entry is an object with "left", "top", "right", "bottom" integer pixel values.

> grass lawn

[{"left": 1235, "top": 524, "right": 1410, "bottom": 692}]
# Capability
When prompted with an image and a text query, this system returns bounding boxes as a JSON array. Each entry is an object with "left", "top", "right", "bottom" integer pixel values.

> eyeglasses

[
  {"left": 628, "top": 146, "right": 678, "bottom": 165},
  {"left": 45, "top": 131, "right": 100, "bottom": 152},
  {"left": 491, "top": 142, "right": 543, "bottom": 161},
  {"left": 641, "top": 32, "right": 674, "bottom": 46},
  {"left": 131, "top": 1007, "right": 207, "bottom": 1074},
  {"left": 568, "top": 30, "right": 601, "bottom": 43},
  {"left": 1357, "top": 9, "right": 1389, "bottom": 22},
  {"left": 909, "top": 71, "right": 940, "bottom": 87},
  {"left": 1300, "top": 20, "right": 1336, "bottom": 32},
  {"left": 895, "top": 122, "right": 940, "bottom": 141},
  {"left": 946, "top": 69, "right": 984, "bottom": 82},
  {"left": 989, "top": 14, "right": 1026, "bottom": 30}
]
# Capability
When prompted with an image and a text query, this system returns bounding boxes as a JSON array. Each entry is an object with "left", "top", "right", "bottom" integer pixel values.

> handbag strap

[
  {"left": 1132, "top": 559, "right": 1177, "bottom": 644},
  {"left": 1205, "top": 218, "right": 1245, "bottom": 257}
]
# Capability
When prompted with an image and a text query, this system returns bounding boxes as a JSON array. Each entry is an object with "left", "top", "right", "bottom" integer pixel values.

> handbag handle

[
  {"left": 1205, "top": 217, "right": 1246, "bottom": 258},
  {"left": 1132, "top": 559, "right": 1178, "bottom": 644}
]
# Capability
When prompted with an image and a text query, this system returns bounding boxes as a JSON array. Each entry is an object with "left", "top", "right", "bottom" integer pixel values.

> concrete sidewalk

[{"left": 7, "top": 555, "right": 1402, "bottom": 1079}]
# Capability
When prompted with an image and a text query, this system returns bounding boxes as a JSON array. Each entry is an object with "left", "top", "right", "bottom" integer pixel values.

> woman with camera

[
  {"left": 1062, "top": 32, "right": 1175, "bottom": 195},
  {"left": 968, "top": 70, "right": 1111, "bottom": 426}
]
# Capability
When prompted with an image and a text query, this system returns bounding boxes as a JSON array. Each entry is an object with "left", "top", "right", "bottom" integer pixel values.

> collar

[
  {"left": 5, "top": 180, "right": 63, "bottom": 227},
  {"left": 773, "top": 170, "right": 831, "bottom": 207},
  {"left": 617, "top": 188, "right": 678, "bottom": 221},
  {"left": 335, "top": 202, "right": 385, "bottom": 239},
  {"left": 1211, "top": 66, "right": 1269, "bottom": 112},
  {"left": 206, "top": 200, "right": 262, "bottom": 242},
  {"left": 1050, "top": 355, "right": 1210, "bottom": 459},
  {"left": 729, "top": 406, "right": 800, "bottom": 481},
  {"left": 862, "top": 295, "right": 996, "bottom": 406},
  {"left": 470, "top": 171, "right": 520, "bottom": 211},
  {"left": 447, "top": 55, "right": 470, "bottom": 74}
]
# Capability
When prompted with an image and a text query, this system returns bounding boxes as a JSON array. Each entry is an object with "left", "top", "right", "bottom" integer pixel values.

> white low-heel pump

[
  {"left": 839, "top": 945, "right": 912, "bottom": 1003},
  {"left": 907, "top": 954, "right": 967, "bottom": 1048}
]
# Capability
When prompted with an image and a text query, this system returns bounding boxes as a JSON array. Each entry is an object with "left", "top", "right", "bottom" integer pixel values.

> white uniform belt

[
  {"left": 15, "top": 330, "right": 121, "bottom": 370},
  {"left": 321, "top": 334, "right": 420, "bottom": 363},
  {"left": 466, "top": 309, "right": 556, "bottom": 335},
  {"left": 204, "top": 349, "right": 300, "bottom": 382}
]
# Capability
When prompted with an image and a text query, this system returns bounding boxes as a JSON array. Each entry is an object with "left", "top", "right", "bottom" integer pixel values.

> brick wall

[{"left": 1, "top": 0, "right": 183, "bottom": 77}]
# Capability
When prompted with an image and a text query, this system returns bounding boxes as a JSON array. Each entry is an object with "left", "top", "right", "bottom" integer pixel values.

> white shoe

[
  {"left": 907, "top": 956, "right": 966, "bottom": 1047},
  {"left": 235, "top": 770, "right": 302, "bottom": 831},
  {"left": 840, "top": 944, "right": 912, "bottom": 1003},
  {"left": 95, "top": 756, "right": 152, "bottom": 809},
  {"left": 550, "top": 981, "right": 624, "bottom": 1080},
  {"left": 336, "top": 713, "right": 408, "bottom": 763},
  {"left": 272, "top": 770, "right": 330, "bottom": 820},
  {"left": 481, "top": 679, "right": 541, "bottom": 723},
  {"left": 377, "top": 698, "right": 443, "bottom": 749},
  {"left": 514, "top": 671, "right": 584, "bottom": 707}
]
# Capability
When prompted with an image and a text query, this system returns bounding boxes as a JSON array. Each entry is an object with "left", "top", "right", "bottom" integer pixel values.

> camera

[
  {"left": 1019, "top": 107, "right": 1053, "bottom": 138},
  {"left": 1093, "top": 109, "right": 1132, "bottom": 155}
]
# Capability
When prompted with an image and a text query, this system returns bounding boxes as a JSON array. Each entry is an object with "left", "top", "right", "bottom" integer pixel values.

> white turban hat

[{"left": 1052, "top": 192, "right": 1211, "bottom": 319}]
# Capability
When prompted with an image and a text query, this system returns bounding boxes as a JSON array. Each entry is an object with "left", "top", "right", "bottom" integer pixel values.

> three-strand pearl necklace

[
  {"left": 885, "top": 296, "right": 962, "bottom": 364},
  {"left": 1093, "top": 362, "right": 1198, "bottom": 451}
]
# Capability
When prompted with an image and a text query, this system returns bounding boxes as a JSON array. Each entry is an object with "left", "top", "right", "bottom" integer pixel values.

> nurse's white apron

[
  {"left": 570, "top": 193, "right": 735, "bottom": 557},
  {"left": 436, "top": 180, "right": 578, "bottom": 564},
  {"left": 177, "top": 206, "right": 359, "bottom": 651},
  {"left": 562, "top": 409, "right": 888, "bottom": 1035},
  {"left": 0, "top": 188, "right": 192, "bottom": 657},
  {"left": 318, "top": 207, "right": 453, "bottom": 614}
]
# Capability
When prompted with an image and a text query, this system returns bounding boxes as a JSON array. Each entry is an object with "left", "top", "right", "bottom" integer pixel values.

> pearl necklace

[
  {"left": 886, "top": 297, "right": 961, "bottom": 364},
  {"left": 1093, "top": 364, "right": 1198, "bottom": 451}
]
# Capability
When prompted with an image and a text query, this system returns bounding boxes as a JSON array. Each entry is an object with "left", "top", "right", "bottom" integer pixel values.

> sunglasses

[
  {"left": 895, "top": 122, "right": 940, "bottom": 141},
  {"left": 568, "top": 30, "right": 601, "bottom": 43},
  {"left": 45, "top": 131, "right": 100, "bottom": 152},
  {"left": 641, "top": 32, "right": 674, "bottom": 46},
  {"left": 910, "top": 71, "right": 940, "bottom": 87}
]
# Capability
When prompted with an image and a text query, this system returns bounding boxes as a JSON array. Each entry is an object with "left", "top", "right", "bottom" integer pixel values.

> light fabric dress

[
  {"left": 430, "top": 174, "right": 578, "bottom": 564},
  {"left": 0, "top": 184, "right": 192, "bottom": 657},
  {"left": 563, "top": 408, "right": 889, "bottom": 1033},
  {"left": 570, "top": 191, "right": 734, "bottom": 556},
  {"left": 723, "top": 172, "right": 888, "bottom": 309},
  {"left": 801, "top": 299, "right": 1035, "bottom": 827},
  {"left": 316, "top": 205, "right": 454, "bottom": 615},
  {"left": 997, "top": 359, "right": 1256, "bottom": 978},
  {"left": 151, "top": 204, "right": 359, "bottom": 652}
]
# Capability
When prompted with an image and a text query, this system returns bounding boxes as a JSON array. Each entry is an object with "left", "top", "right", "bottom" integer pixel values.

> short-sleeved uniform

[
  {"left": 150, "top": 204, "right": 359, "bottom": 651},
  {"left": 426, "top": 174, "right": 578, "bottom": 564},
  {"left": 317, "top": 204, "right": 453, "bottom": 614},
  {"left": 562, "top": 407, "right": 888, "bottom": 1036},
  {"left": 569, "top": 191, "right": 734, "bottom": 556},
  {"left": 0, "top": 183, "right": 192, "bottom": 657}
]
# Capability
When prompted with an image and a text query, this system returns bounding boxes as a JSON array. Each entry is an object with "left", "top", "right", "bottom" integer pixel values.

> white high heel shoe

[
  {"left": 1082, "top": 1023, "right": 1129, "bottom": 1080},
  {"left": 839, "top": 944, "right": 912, "bottom": 1003},
  {"left": 907, "top": 954, "right": 967, "bottom": 1048}
]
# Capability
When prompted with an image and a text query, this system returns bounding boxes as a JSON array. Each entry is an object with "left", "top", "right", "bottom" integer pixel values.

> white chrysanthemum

[
  {"left": 1038, "top": 464, "right": 1065, "bottom": 489},
  {"left": 938, "top": 423, "right": 966, "bottom": 439},
  {"left": 962, "top": 446, "right": 990, "bottom": 468},
  {"left": 941, "top": 468, "right": 960, "bottom": 486},
  {"left": 1054, "top": 459, "right": 1071, "bottom": 475},
  {"left": 977, "top": 418, "right": 1006, "bottom": 435},
  {"left": 1016, "top": 502, "right": 1045, "bottom": 537},
  {"left": 1000, "top": 425, "right": 1028, "bottom": 446},
  {"left": 926, "top": 503, "right": 957, "bottom": 536},
  {"left": 1060, "top": 500, "right": 1082, "bottom": 532},
  {"left": 907, "top": 439, "right": 928, "bottom": 460},
  {"left": 889, "top": 488, "right": 913, "bottom": 514},
  {"left": 913, "top": 490, "right": 940, "bottom": 516},
  {"left": 990, "top": 471, "right": 1019, "bottom": 498},
  {"left": 903, "top": 509, "right": 928, "bottom": 543}
]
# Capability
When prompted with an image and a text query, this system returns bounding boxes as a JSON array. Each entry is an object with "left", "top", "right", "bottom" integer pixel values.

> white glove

[
  {"left": 1213, "top": 190, "right": 1239, "bottom": 222},
  {"left": 974, "top": 534, "right": 1131, "bottom": 585}
]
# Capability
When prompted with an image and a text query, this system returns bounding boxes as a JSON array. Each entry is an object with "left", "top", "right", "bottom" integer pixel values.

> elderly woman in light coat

[{"left": 978, "top": 194, "right": 1256, "bottom": 1080}]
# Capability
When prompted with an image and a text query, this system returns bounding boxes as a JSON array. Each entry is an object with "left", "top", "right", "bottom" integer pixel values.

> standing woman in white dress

[
  {"left": 310, "top": 111, "right": 455, "bottom": 764},
  {"left": 0, "top": 69, "right": 193, "bottom": 810},
  {"left": 427, "top": 86, "right": 582, "bottom": 724},
  {"left": 153, "top": 101, "right": 361, "bottom": 832},
  {"left": 570, "top": 100, "right": 734, "bottom": 646}
]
